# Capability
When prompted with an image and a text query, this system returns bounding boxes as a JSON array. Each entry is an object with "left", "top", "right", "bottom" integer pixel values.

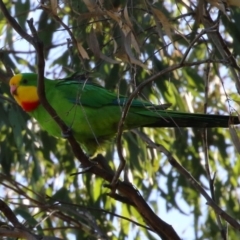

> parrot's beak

[{"left": 10, "top": 84, "right": 18, "bottom": 95}]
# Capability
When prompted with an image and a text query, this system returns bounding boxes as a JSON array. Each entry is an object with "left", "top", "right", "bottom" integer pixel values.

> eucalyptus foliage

[{"left": 0, "top": 0, "right": 240, "bottom": 239}]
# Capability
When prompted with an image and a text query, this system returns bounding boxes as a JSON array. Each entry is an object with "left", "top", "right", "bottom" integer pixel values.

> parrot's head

[{"left": 9, "top": 73, "right": 40, "bottom": 112}]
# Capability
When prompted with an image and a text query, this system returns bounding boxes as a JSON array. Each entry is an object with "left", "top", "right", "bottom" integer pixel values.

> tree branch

[{"left": 0, "top": 1, "right": 181, "bottom": 239}]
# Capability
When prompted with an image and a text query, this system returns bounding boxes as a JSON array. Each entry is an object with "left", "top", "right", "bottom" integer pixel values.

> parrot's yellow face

[{"left": 9, "top": 74, "right": 40, "bottom": 112}]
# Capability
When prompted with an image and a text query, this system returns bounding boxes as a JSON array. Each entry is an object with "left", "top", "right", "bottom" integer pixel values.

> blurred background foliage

[{"left": 0, "top": 0, "right": 240, "bottom": 239}]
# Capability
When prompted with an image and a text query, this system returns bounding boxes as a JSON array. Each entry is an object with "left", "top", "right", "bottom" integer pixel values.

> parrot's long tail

[{"left": 143, "top": 112, "right": 240, "bottom": 128}]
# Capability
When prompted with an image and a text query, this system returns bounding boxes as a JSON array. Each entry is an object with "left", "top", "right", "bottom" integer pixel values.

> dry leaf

[
  {"left": 106, "top": 10, "right": 121, "bottom": 22},
  {"left": 82, "top": 0, "right": 99, "bottom": 12},
  {"left": 107, "top": 8, "right": 140, "bottom": 54},
  {"left": 152, "top": 7, "right": 173, "bottom": 42},
  {"left": 88, "top": 28, "right": 119, "bottom": 64},
  {"left": 82, "top": 0, "right": 103, "bottom": 31},
  {"left": 77, "top": 42, "right": 89, "bottom": 59},
  {"left": 123, "top": 32, "right": 148, "bottom": 69},
  {"left": 115, "top": 50, "right": 130, "bottom": 63},
  {"left": 99, "top": 52, "right": 120, "bottom": 64},
  {"left": 227, "top": 0, "right": 240, "bottom": 7},
  {"left": 130, "top": 32, "right": 140, "bottom": 54},
  {"left": 123, "top": 5, "right": 133, "bottom": 28},
  {"left": 206, "top": 0, "right": 229, "bottom": 18},
  {"left": 50, "top": 0, "right": 58, "bottom": 15},
  {"left": 229, "top": 125, "right": 240, "bottom": 153},
  {"left": 121, "top": 24, "right": 140, "bottom": 54},
  {"left": 88, "top": 29, "right": 101, "bottom": 58},
  {"left": 113, "top": 38, "right": 118, "bottom": 54}
]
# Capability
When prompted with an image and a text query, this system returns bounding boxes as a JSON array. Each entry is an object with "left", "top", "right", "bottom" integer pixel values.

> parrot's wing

[{"left": 55, "top": 79, "right": 170, "bottom": 109}]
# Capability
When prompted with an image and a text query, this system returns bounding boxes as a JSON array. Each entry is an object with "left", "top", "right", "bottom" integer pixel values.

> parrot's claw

[
  {"left": 61, "top": 127, "right": 72, "bottom": 138},
  {"left": 103, "top": 160, "right": 126, "bottom": 193},
  {"left": 70, "top": 162, "right": 97, "bottom": 176},
  {"left": 103, "top": 181, "right": 119, "bottom": 192},
  {"left": 103, "top": 175, "right": 119, "bottom": 193}
]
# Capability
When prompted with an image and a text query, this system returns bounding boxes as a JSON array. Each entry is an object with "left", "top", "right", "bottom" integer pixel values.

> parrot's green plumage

[{"left": 9, "top": 73, "right": 240, "bottom": 155}]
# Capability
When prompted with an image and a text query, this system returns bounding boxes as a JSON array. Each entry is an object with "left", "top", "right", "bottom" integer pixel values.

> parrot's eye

[{"left": 22, "top": 79, "right": 28, "bottom": 84}]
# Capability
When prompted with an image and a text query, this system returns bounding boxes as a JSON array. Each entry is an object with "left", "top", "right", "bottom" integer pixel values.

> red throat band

[{"left": 21, "top": 100, "right": 40, "bottom": 112}]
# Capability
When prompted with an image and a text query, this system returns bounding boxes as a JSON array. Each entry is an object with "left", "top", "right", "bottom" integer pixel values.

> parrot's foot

[
  {"left": 61, "top": 127, "right": 72, "bottom": 138},
  {"left": 106, "top": 192, "right": 135, "bottom": 205},
  {"left": 104, "top": 159, "right": 126, "bottom": 193},
  {"left": 103, "top": 182, "right": 118, "bottom": 192},
  {"left": 70, "top": 162, "right": 97, "bottom": 176}
]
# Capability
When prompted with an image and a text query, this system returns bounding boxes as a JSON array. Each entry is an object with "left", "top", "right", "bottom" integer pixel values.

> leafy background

[{"left": 0, "top": 0, "right": 240, "bottom": 239}]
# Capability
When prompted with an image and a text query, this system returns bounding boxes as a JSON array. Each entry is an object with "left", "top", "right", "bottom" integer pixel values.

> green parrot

[{"left": 9, "top": 73, "right": 239, "bottom": 155}]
